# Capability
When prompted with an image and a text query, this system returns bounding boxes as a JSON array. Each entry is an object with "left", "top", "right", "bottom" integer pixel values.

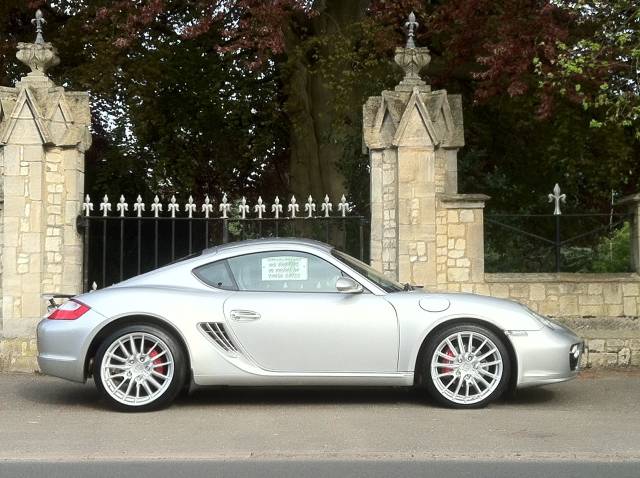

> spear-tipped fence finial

[
  {"left": 219, "top": 193, "right": 231, "bottom": 218},
  {"left": 168, "top": 195, "right": 179, "bottom": 218},
  {"left": 134, "top": 195, "right": 145, "bottom": 217},
  {"left": 305, "top": 195, "right": 316, "bottom": 218},
  {"left": 185, "top": 195, "right": 196, "bottom": 218},
  {"left": 117, "top": 195, "right": 128, "bottom": 217},
  {"left": 83, "top": 194, "right": 93, "bottom": 217},
  {"left": 99, "top": 195, "right": 111, "bottom": 217},
  {"left": 321, "top": 195, "right": 333, "bottom": 218},
  {"left": 239, "top": 197, "right": 249, "bottom": 219},
  {"left": 548, "top": 183, "right": 567, "bottom": 215},
  {"left": 337, "top": 194, "right": 351, "bottom": 217},
  {"left": 288, "top": 195, "right": 299, "bottom": 218},
  {"left": 201, "top": 194, "right": 213, "bottom": 218},
  {"left": 272, "top": 196, "right": 283, "bottom": 219},
  {"left": 254, "top": 196, "right": 266, "bottom": 219},
  {"left": 151, "top": 195, "right": 163, "bottom": 218}
]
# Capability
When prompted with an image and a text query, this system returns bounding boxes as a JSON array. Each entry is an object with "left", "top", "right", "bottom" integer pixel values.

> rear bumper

[
  {"left": 508, "top": 323, "right": 583, "bottom": 389},
  {"left": 37, "top": 353, "right": 83, "bottom": 383},
  {"left": 37, "top": 309, "right": 109, "bottom": 383}
]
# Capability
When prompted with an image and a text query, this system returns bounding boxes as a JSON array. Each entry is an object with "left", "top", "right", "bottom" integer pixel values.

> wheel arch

[
  {"left": 413, "top": 317, "right": 518, "bottom": 391},
  {"left": 84, "top": 314, "right": 192, "bottom": 384}
]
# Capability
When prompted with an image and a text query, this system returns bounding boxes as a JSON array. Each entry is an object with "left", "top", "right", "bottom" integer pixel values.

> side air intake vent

[{"left": 199, "top": 322, "right": 238, "bottom": 353}]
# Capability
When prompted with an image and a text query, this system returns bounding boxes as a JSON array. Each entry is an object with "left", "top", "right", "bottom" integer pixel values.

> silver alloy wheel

[
  {"left": 430, "top": 331, "right": 504, "bottom": 405},
  {"left": 100, "top": 332, "right": 175, "bottom": 406}
]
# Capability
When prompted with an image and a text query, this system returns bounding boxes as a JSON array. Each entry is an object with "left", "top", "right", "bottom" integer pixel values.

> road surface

[{"left": 0, "top": 369, "right": 638, "bottom": 476}]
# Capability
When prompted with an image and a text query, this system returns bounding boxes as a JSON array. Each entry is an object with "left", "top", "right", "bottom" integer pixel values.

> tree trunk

[{"left": 286, "top": 0, "right": 370, "bottom": 203}]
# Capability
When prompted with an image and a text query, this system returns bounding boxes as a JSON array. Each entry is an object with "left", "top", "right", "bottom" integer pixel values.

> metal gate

[{"left": 77, "top": 193, "right": 368, "bottom": 291}]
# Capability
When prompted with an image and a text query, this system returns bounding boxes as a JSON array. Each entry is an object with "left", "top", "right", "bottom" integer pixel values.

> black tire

[
  {"left": 422, "top": 323, "right": 511, "bottom": 409},
  {"left": 93, "top": 324, "right": 187, "bottom": 412}
]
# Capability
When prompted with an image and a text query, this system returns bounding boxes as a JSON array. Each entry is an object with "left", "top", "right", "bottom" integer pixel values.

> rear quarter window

[{"left": 193, "top": 260, "right": 237, "bottom": 290}]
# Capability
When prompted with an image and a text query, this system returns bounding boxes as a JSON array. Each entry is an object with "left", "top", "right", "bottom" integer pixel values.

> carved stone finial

[
  {"left": 405, "top": 12, "right": 418, "bottom": 49},
  {"left": 16, "top": 9, "right": 60, "bottom": 79},
  {"left": 394, "top": 12, "right": 431, "bottom": 92},
  {"left": 32, "top": 9, "right": 46, "bottom": 44}
]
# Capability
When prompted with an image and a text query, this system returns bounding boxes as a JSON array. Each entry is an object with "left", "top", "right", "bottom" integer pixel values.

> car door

[{"left": 220, "top": 250, "right": 399, "bottom": 373}]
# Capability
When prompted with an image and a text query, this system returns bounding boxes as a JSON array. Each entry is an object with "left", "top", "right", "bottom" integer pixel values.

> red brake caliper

[
  {"left": 442, "top": 346, "right": 455, "bottom": 374},
  {"left": 148, "top": 348, "right": 166, "bottom": 376}
]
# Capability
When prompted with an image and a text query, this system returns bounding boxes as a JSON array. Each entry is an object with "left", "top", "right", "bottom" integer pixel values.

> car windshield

[{"left": 331, "top": 250, "right": 405, "bottom": 293}]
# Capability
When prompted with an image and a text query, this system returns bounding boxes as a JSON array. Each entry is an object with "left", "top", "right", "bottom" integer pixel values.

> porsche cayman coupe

[{"left": 38, "top": 238, "right": 583, "bottom": 411}]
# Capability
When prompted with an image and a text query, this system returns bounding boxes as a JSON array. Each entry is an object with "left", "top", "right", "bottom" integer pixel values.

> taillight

[{"left": 47, "top": 299, "right": 90, "bottom": 320}]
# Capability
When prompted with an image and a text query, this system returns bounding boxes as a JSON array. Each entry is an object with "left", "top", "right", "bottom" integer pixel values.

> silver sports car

[{"left": 38, "top": 238, "right": 583, "bottom": 411}]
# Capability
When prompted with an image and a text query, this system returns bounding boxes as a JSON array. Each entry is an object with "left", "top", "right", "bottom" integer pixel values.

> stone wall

[
  {"left": 581, "top": 338, "right": 640, "bottom": 368},
  {"left": 482, "top": 273, "right": 639, "bottom": 317}
]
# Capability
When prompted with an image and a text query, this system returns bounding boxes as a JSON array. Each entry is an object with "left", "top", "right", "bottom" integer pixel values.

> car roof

[{"left": 202, "top": 237, "right": 333, "bottom": 255}]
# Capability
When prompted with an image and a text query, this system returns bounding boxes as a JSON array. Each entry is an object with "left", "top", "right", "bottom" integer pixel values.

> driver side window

[{"left": 227, "top": 251, "right": 343, "bottom": 293}]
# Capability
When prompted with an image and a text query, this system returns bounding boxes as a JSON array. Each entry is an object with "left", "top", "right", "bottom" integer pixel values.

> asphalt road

[
  {"left": 0, "top": 370, "right": 639, "bottom": 477},
  {"left": 2, "top": 460, "right": 639, "bottom": 478}
]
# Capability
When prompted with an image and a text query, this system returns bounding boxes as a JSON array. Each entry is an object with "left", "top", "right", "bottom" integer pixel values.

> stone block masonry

[
  {"left": 436, "top": 196, "right": 488, "bottom": 291},
  {"left": 578, "top": 338, "right": 640, "bottom": 368},
  {"left": 482, "top": 274, "right": 639, "bottom": 318},
  {"left": 0, "top": 27, "right": 91, "bottom": 372}
]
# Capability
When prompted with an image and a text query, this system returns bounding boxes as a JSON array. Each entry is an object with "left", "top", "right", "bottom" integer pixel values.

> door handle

[{"left": 229, "top": 310, "right": 261, "bottom": 321}]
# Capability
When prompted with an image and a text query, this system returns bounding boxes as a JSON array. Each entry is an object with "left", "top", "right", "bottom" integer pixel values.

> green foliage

[
  {"left": 537, "top": 1, "right": 640, "bottom": 139},
  {"left": 589, "top": 222, "right": 632, "bottom": 273}
]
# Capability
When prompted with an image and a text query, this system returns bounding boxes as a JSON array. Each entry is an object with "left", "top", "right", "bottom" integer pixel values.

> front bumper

[
  {"left": 507, "top": 323, "right": 584, "bottom": 389},
  {"left": 37, "top": 309, "right": 109, "bottom": 383}
]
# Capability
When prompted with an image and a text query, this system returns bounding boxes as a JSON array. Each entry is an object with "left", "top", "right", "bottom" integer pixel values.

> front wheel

[
  {"left": 93, "top": 324, "right": 186, "bottom": 412},
  {"left": 423, "top": 324, "right": 510, "bottom": 408}
]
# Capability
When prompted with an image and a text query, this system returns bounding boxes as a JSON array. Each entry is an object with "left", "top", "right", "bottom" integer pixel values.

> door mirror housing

[{"left": 335, "top": 277, "right": 363, "bottom": 294}]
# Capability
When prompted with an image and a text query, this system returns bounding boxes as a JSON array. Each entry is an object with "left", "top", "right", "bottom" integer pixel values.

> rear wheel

[
  {"left": 423, "top": 324, "right": 510, "bottom": 408},
  {"left": 93, "top": 324, "right": 186, "bottom": 412}
]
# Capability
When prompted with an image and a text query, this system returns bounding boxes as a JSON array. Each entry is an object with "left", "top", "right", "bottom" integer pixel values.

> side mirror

[{"left": 335, "top": 277, "right": 363, "bottom": 294}]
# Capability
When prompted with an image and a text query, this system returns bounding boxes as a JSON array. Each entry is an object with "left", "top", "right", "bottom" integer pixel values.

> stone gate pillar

[
  {"left": 0, "top": 12, "right": 91, "bottom": 371},
  {"left": 364, "top": 13, "right": 487, "bottom": 290}
]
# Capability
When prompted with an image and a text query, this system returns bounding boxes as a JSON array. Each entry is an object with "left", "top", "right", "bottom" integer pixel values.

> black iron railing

[{"left": 485, "top": 212, "right": 633, "bottom": 273}]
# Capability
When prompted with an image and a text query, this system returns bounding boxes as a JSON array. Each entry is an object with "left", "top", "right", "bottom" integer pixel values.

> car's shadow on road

[
  {"left": 17, "top": 375, "right": 557, "bottom": 410},
  {"left": 17, "top": 375, "right": 104, "bottom": 410},
  {"left": 176, "top": 385, "right": 557, "bottom": 409}
]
